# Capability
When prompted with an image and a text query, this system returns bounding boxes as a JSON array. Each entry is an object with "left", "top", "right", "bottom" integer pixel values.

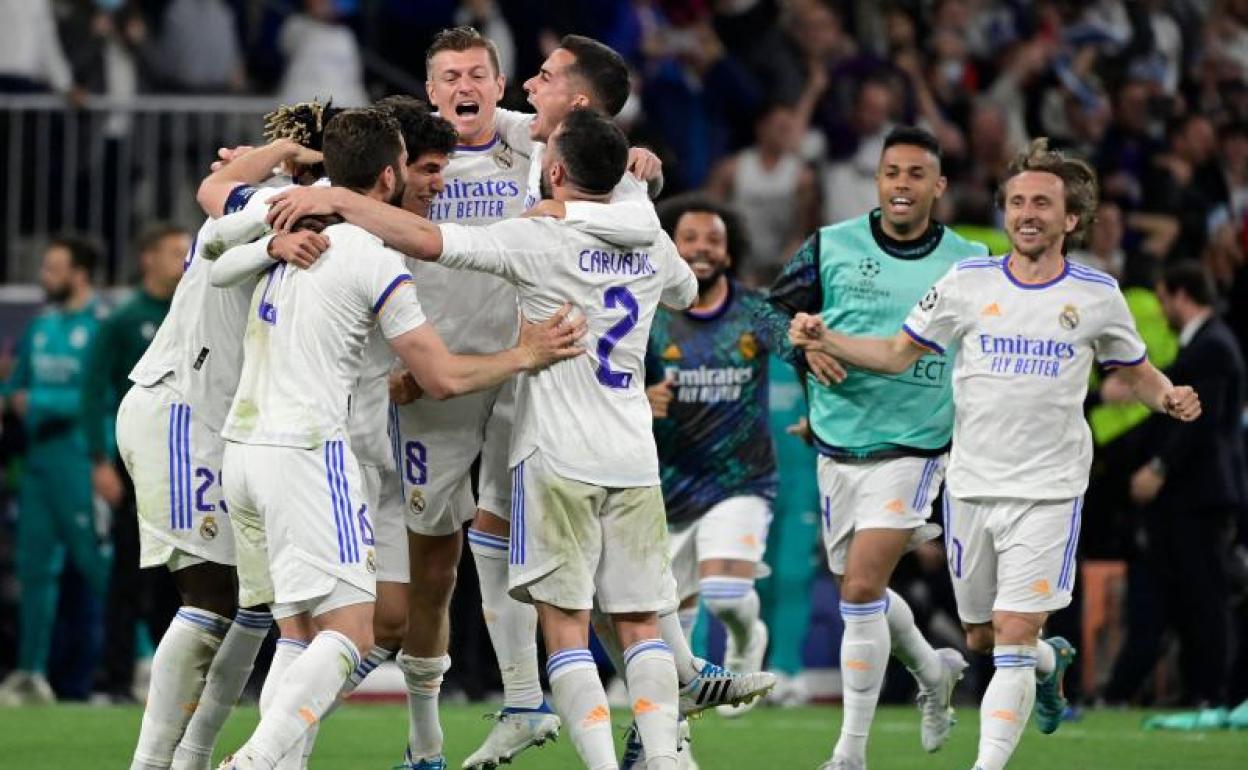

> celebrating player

[
  {"left": 790, "top": 138, "right": 1200, "bottom": 770},
  {"left": 761, "top": 126, "right": 985, "bottom": 769}
]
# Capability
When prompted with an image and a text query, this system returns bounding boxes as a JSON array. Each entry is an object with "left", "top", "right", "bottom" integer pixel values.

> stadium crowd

[{"left": 0, "top": 0, "right": 1246, "bottom": 743}]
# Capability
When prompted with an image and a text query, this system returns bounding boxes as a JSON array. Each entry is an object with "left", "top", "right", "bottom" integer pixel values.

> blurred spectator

[
  {"left": 821, "top": 76, "right": 894, "bottom": 224},
  {"left": 1097, "top": 77, "right": 1166, "bottom": 209},
  {"left": 0, "top": 236, "right": 110, "bottom": 705},
  {"left": 277, "top": 0, "right": 369, "bottom": 106},
  {"left": 1106, "top": 262, "right": 1246, "bottom": 706},
  {"left": 81, "top": 223, "right": 187, "bottom": 702},
  {"left": 0, "top": 0, "right": 75, "bottom": 96},
  {"left": 945, "top": 100, "right": 1016, "bottom": 226},
  {"left": 642, "top": 19, "right": 763, "bottom": 191},
  {"left": 153, "top": 0, "right": 245, "bottom": 92},
  {"left": 707, "top": 101, "right": 819, "bottom": 287},
  {"left": 1142, "top": 114, "right": 1221, "bottom": 258}
]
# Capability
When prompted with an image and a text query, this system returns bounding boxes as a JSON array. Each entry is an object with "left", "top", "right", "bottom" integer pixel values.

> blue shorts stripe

[
  {"left": 912, "top": 458, "right": 936, "bottom": 511},
  {"left": 168, "top": 404, "right": 178, "bottom": 531},
  {"left": 181, "top": 405, "right": 193, "bottom": 530},
  {"left": 326, "top": 442, "right": 348, "bottom": 564},
  {"left": 1058, "top": 497, "right": 1083, "bottom": 590},
  {"left": 509, "top": 466, "right": 519, "bottom": 564},
  {"left": 335, "top": 442, "right": 358, "bottom": 564}
]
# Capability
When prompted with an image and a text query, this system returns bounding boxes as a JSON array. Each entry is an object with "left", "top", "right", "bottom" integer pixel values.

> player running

[
  {"left": 211, "top": 107, "right": 582, "bottom": 770},
  {"left": 760, "top": 126, "right": 984, "bottom": 769},
  {"left": 790, "top": 138, "right": 1200, "bottom": 770}
]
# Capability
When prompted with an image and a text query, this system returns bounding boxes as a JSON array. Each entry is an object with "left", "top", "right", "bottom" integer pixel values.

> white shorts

[
  {"left": 508, "top": 449, "right": 671, "bottom": 613},
  {"left": 818, "top": 454, "right": 946, "bottom": 575},
  {"left": 361, "top": 461, "right": 409, "bottom": 584},
  {"left": 393, "top": 381, "right": 513, "bottom": 536},
  {"left": 668, "top": 495, "right": 771, "bottom": 601},
  {"left": 944, "top": 493, "right": 1083, "bottom": 624},
  {"left": 222, "top": 439, "right": 377, "bottom": 610},
  {"left": 115, "top": 382, "right": 235, "bottom": 570}
]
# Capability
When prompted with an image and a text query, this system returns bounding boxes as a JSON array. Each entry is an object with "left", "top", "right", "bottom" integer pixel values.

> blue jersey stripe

[
  {"left": 902, "top": 324, "right": 945, "bottom": 355},
  {"left": 372, "top": 275, "right": 413, "bottom": 315}
]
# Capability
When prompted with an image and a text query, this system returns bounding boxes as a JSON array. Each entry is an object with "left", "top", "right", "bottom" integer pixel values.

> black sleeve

[{"left": 753, "top": 232, "right": 823, "bottom": 368}]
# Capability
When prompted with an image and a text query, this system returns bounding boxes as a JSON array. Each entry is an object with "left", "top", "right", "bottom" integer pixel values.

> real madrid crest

[
  {"left": 408, "top": 488, "right": 426, "bottom": 515},
  {"left": 366, "top": 549, "right": 377, "bottom": 574},
  {"left": 1059, "top": 304, "right": 1080, "bottom": 330},
  {"left": 493, "top": 144, "right": 514, "bottom": 170},
  {"left": 739, "top": 331, "right": 758, "bottom": 360},
  {"left": 919, "top": 287, "right": 939, "bottom": 311},
  {"left": 200, "top": 515, "right": 219, "bottom": 540}
]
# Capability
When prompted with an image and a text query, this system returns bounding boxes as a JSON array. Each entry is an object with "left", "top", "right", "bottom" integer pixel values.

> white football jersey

[
  {"left": 348, "top": 329, "right": 395, "bottom": 468},
  {"left": 222, "top": 222, "right": 426, "bottom": 449},
  {"left": 902, "top": 256, "right": 1147, "bottom": 500},
  {"left": 438, "top": 216, "right": 698, "bottom": 487},
  {"left": 129, "top": 184, "right": 287, "bottom": 432},
  {"left": 416, "top": 109, "right": 534, "bottom": 354}
]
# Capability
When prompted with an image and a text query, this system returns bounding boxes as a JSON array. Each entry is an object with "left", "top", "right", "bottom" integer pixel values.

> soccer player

[
  {"left": 81, "top": 223, "right": 190, "bottom": 704},
  {"left": 760, "top": 126, "right": 984, "bottom": 769},
  {"left": 116, "top": 104, "right": 335, "bottom": 770},
  {"left": 790, "top": 138, "right": 1201, "bottom": 770},
  {"left": 644, "top": 194, "right": 781, "bottom": 718},
  {"left": 212, "top": 107, "right": 583, "bottom": 770},
  {"left": 0, "top": 237, "right": 110, "bottom": 706}
]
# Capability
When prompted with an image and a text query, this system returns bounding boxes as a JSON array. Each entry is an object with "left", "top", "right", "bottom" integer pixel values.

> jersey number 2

[{"left": 596, "top": 286, "right": 639, "bottom": 389}]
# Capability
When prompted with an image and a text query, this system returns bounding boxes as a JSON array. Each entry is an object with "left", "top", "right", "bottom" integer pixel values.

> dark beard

[
  {"left": 696, "top": 268, "right": 725, "bottom": 294},
  {"left": 44, "top": 286, "right": 71, "bottom": 304}
]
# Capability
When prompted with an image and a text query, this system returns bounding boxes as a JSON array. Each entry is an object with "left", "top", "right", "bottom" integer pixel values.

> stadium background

[{"left": 1, "top": 0, "right": 1246, "bottom": 766}]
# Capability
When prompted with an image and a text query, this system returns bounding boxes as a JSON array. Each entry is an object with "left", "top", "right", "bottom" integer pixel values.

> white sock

[
  {"left": 342, "top": 645, "right": 396, "bottom": 697},
  {"left": 975, "top": 646, "right": 1038, "bottom": 770},
  {"left": 547, "top": 649, "right": 617, "bottom": 770},
  {"left": 833, "top": 597, "right": 890, "bottom": 762},
  {"left": 260, "top": 639, "right": 307, "bottom": 716},
  {"left": 884, "top": 589, "right": 944, "bottom": 691},
  {"left": 396, "top": 652, "right": 450, "bottom": 760},
  {"left": 623, "top": 640, "right": 679, "bottom": 770},
  {"left": 173, "top": 608, "right": 272, "bottom": 769},
  {"left": 658, "top": 610, "right": 700, "bottom": 683},
  {"left": 677, "top": 607, "right": 697, "bottom": 642},
  {"left": 240, "top": 631, "right": 359, "bottom": 770},
  {"left": 131, "top": 608, "right": 229, "bottom": 770},
  {"left": 469, "top": 531, "right": 543, "bottom": 709},
  {"left": 699, "top": 577, "right": 760, "bottom": 655},
  {"left": 1035, "top": 638, "right": 1057, "bottom": 680}
]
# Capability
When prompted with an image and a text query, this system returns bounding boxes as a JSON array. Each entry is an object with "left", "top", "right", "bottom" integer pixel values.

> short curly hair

[
  {"left": 996, "top": 138, "right": 1099, "bottom": 247},
  {"left": 657, "top": 193, "right": 751, "bottom": 266},
  {"left": 374, "top": 95, "right": 456, "bottom": 162}
]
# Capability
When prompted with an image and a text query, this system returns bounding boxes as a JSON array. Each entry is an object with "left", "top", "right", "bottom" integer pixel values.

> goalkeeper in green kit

[{"left": 756, "top": 127, "right": 988, "bottom": 769}]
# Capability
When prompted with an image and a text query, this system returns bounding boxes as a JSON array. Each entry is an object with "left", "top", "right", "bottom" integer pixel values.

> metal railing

[{"left": 0, "top": 94, "right": 278, "bottom": 283}]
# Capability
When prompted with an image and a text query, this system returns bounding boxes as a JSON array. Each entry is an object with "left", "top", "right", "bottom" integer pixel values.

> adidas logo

[
  {"left": 981, "top": 302, "right": 1003, "bottom": 316},
  {"left": 582, "top": 705, "right": 610, "bottom": 727}
]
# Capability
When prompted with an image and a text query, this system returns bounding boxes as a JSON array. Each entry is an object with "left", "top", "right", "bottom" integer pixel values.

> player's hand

[
  {"left": 518, "top": 303, "right": 587, "bottom": 370},
  {"left": 647, "top": 372, "right": 676, "bottom": 418},
  {"left": 267, "top": 230, "right": 329, "bottom": 269},
  {"left": 805, "top": 349, "right": 846, "bottom": 386},
  {"left": 389, "top": 369, "right": 423, "bottom": 404},
  {"left": 1162, "top": 385, "right": 1200, "bottom": 421},
  {"left": 786, "top": 416, "right": 814, "bottom": 446},
  {"left": 627, "top": 147, "right": 662, "bottom": 182},
  {"left": 523, "top": 200, "right": 566, "bottom": 219},
  {"left": 210, "top": 144, "right": 254, "bottom": 172},
  {"left": 92, "top": 461, "right": 124, "bottom": 508},
  {"left": 267, "top": 186, "right": 340, "bottom": 232},
  {"left": 1129, "top": 463, "right": 1165, "bottom": 505},
  {"left": 788, "top": 312, "right": 827, "bottom": 348}
]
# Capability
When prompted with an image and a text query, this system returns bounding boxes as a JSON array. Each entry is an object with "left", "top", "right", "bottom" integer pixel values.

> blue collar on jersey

[
  {"left": 456, "top": 133, "right": 500, "bottom": 152},
  {"left": 1002, "top": 254, "right": 1070, "bottom": 290}
]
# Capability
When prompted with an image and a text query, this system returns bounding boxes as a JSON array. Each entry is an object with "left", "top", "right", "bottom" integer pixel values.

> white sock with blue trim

[
  {"left": 833, "top": 597, "right": 890, "bottom": 761},
  {"left": 975, "top": 646, "right": 1037, "bottom": 770},
  {"left": 259, "top": 638, "right": 307, "bottom": 770},
  {"left": 469, "top": 529, "right": 543, "bottom": 709},
  {"left": 624, "top": 640, "right": 679, "bottom": 769},
  {"left": 240, "top": 631, "right": 360, "bottom": 770},
  {"left": 131, "top": 607, "right": 229, "bottom": 770},
  {"left": 700, "top": 577, "right": 760, "bottom": 659},
  {"left": 173, "top": 607, "right": 273, "bottom": 769},
  {"left": 883, "top": 589, "right": 944, "bottom": 691},
  {"left": 547, "top": 649, "right": 616, "bottom": 770}
]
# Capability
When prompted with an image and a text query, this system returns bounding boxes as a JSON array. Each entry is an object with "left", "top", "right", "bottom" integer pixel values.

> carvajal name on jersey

[
  {"left": 668, "top": 365, "right": 753, "bottom": 403},
  {"left": 579, "top": 249, "right": 655, "bottom": 276},
  {"left": 979, "top": 333, "right": 1075, "bottom": 379}
]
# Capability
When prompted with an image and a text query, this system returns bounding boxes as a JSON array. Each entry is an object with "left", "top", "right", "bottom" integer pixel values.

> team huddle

[{"left": 113, "top": 25, "right": 1202, "bottom": 770}]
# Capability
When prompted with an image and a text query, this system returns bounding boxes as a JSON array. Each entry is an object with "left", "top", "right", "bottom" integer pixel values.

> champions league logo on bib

[{"left": 858, "top": 257, "right": 881, "bottom": 279}]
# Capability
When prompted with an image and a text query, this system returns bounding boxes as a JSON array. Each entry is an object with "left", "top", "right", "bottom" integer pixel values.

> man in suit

[{"left": 1122, "top": 261, "right": 1246, "bottom": 709}]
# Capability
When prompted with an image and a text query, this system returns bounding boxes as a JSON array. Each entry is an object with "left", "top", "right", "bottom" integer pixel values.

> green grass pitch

[{"left": 7, "top": 703, "right": 1246, "bottom": 768}]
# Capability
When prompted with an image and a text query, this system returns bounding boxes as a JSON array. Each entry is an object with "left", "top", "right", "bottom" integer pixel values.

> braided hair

[{"left": 261, "top": 98, "right": 345, "bottom": 184}]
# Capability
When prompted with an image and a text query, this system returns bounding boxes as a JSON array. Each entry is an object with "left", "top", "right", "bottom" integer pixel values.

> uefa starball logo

[{"left": 858, "top": 257, "right": 881, "bottom": 279}]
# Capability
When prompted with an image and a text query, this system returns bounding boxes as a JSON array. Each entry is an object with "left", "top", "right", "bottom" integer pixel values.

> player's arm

[
  {"left": 196, "top": 139, "right": 313, "bottom": 218},
  {"left": 789, "top": 313, "right": 927, "bottom": 375},
  {"left": 387, "top": 305, "right": 586, "bottom": 400},
  {"left": 265, "top": 186, "right": 444, "bottom": 258},
  {"left": 1110, "top": 358, "right": 1201, "bottom": 421},
  {"left": 210, "top": 231, "right": 329, "bottom": 287},
  {"left": 626, "top": 146, "right": 665, "bottom": 198}
]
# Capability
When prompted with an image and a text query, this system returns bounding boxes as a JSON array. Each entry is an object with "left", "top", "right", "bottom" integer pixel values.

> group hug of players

[{"left": 115, "top": 24, "right": 1202, "bottom": 770}]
